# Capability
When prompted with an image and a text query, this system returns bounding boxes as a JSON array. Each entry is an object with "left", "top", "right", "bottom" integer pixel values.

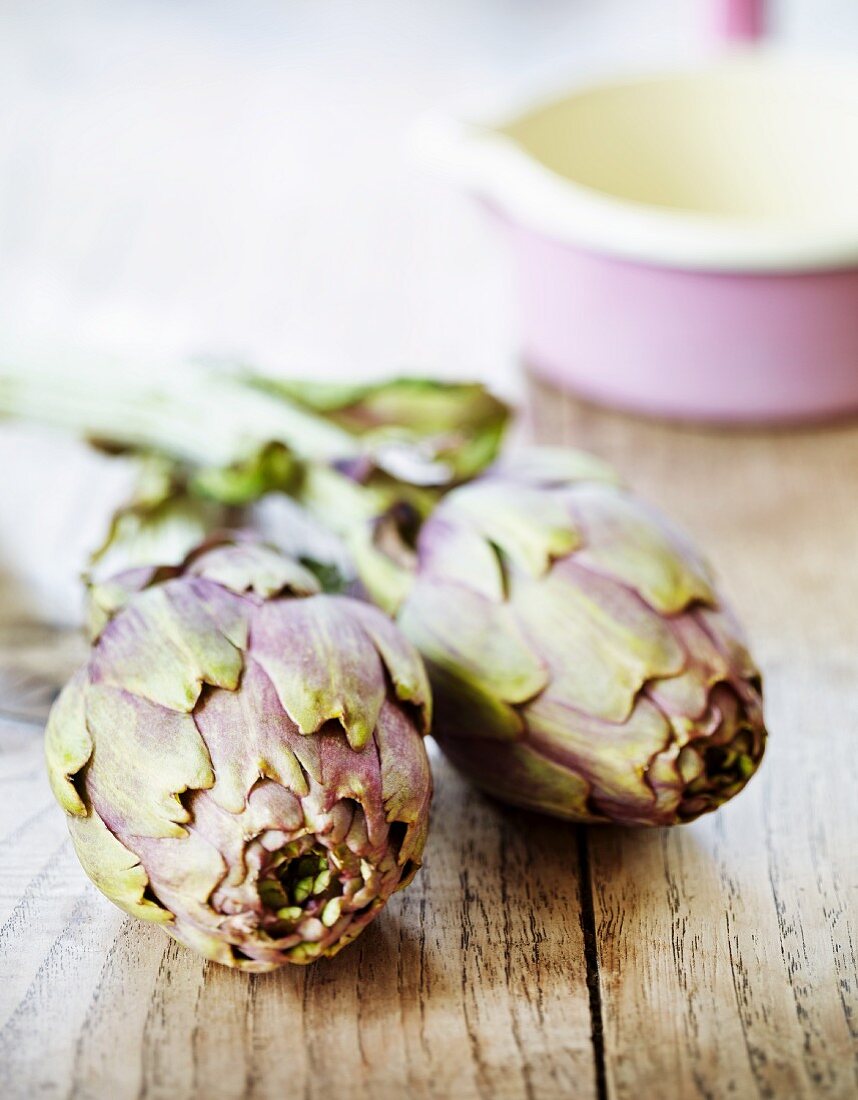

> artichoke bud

[
  {"left": 387, "top": 448, "right": 766, "bottom": 827},
  {"left": 349, "top": 503, "right": 421, "bottom": 616},
  {"left": 46, "top": 534, "right": 433, "bottom": 970}
]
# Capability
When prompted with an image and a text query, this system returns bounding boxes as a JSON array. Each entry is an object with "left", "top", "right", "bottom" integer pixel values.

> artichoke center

[
  {"left": 678, "top": 728, "right": 758, "bottom": 819},
  {"left": 258, "top": 843, "right": 345, "bottom": 932}
]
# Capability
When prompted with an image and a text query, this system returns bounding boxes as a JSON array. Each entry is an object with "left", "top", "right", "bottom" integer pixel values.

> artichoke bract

[
  {"left": 365, "top": 449, "right": 766, "bottom": 827},
  {"left": 46, "top": 537, "right": 432, "bottom": 970}
]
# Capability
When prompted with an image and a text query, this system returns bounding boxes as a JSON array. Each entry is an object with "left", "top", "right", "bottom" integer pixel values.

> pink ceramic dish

[{"left": 418, "top": 52, "right": 858, "bottom": 422}]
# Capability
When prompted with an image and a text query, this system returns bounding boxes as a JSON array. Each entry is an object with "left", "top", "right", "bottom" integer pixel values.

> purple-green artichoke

[
  {"left": 363, "top": 449, "right": 766, "bottom": 827},
  {"left": 46, "top": 536, "right": 432, "bottom": 970}
]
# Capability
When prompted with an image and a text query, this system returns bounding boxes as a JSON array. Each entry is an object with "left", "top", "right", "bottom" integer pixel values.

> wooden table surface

[{"left": 1, "top": 380, "right": 857, "bottom": 1100}]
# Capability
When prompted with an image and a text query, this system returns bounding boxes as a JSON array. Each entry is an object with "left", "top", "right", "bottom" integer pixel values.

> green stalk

[
  {"left": 0, "top": 341, "right": 508, "bottom": 605},
  {"left": 0, "top": 345, "right": 362, "bottom": 468}
]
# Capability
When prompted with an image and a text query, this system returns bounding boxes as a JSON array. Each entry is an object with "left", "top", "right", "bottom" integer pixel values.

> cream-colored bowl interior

[{"left": 501, "top": 57, "right": 858, "bottom": 226}]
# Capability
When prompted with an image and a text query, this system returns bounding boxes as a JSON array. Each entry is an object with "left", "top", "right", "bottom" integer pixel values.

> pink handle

[{"left": 717, "top": 0, "right": 767, "bottom": 42}]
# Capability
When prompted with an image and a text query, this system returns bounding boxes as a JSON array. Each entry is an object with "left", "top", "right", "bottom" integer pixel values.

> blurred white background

[
  {"left": 2, "top": 0, "right": 858, "bottom": 620},
  {"left": 2, "top": 0, "right": 858, "bottom": 392}
]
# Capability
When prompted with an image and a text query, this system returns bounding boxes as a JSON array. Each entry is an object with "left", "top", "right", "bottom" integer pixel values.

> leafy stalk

[
  {"left": 0, "top": 344, "right": 509, "bottom": 486},
  {"left": 0, "top": 346, "right": 364, "bottom": 469},
  {"left": 244, "top": 373, "right": 509, "bottom": 484},
  {"left": 0, "top": 342, "right": 508, "bottom": 572}
]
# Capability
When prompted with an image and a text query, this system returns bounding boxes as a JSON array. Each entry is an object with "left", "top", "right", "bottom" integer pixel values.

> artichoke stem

[{"left": 0, "top": 342, "right": 362, "bottom": 468}]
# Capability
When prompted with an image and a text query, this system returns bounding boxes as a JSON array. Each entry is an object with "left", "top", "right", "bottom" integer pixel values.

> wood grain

[
  {"left": 3, "top": 384, "right": 858, "bottom": 1098},
  {"left": 0, "top": 679, "right": 595, "bottom": 1100}
]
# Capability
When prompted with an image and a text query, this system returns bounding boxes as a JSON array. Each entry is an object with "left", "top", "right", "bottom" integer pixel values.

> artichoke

[
  {"left": 46, "top": 536, "right": 433, "bottom": 970},
  {"left": 362, "top": 449, "right": 766, "bottom": 826}
]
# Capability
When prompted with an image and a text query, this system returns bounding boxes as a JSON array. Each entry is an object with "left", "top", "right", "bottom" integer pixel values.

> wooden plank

[
  {"left": 0, "top": 729, "right": 596, "bottom": 1100},
  {"left": 0, "top": 460, "right": 596, "bottom": 1100},
  {"left": 529, "top": 379, "right": 858, "bottom": 1100},
  {"left": 6, "top": 385, "right": 858, "bottom": 1098}
]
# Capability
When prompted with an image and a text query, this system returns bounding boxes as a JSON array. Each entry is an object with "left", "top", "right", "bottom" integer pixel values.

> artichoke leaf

[
  {"left": 92, "top": 580, "right": 244, "bottom": 713},
  {"left": 525, "top": 693, "right": 674, "bottom": 822},
  {"left": 87, "top": 564, "right": 180, "bottom": 641},
  {"left": 571, "top": 485, "right": 716, "bottom": 614},
  {"left": 374, "top": 700, "right": 433, "bottom": 863},
  {"left": 165, "top": 922, "right": 252, "bottom": 970},
  {"left": 698, "top": 606, "right": 761, "bottom": 684},
  {"left": 85, "top": 684, "right": 214, "bottom": 839},
  {"left": 398, "top": 580, "right": 548, "bottom": 706},
  {"left": 44, "top": 670, "right": 93, "bottom": 817},
  {"left": 344, "top": 599, "right": 432, "bottom": 732},
  {"left": 442, "top": 737, "right": 599, "bottom": 822},
  {"left": 415, "top": 514, "right": 505, "bottom": 600},
  {"left": 444, "top": 481, "right": 581, "bottom": 578},
  {"left": 188, "top": 441, "right": 301, "bottom": 506},
  {"left": 427, "top": 660, "right": 523, "bottom": 743},
  {"left": 495, "top": 446, "right": 620, "bottom": 488},
  {"left": 67, "top": 808, "right": 173, "bottom": 923},
  {"left": 647, "top": 610, "right": 734, "bottom": 720},
  {"left": 188, "top": 540, "right": 321, "bottom": 599},
  {"left": 243, "top": 374, "right": 510, "bottom": 484},
  {"left": 129, "top": 821, "right": 229, "bottom": 925},
  {"left": 194, "top": 658, "right": 312, "bottom": 814},
  {"left": 251, "top": 596, "right": 387, "bottom": 750},
  {"left": 512, "top": 562, "right": 685, "bottom": 723}
]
